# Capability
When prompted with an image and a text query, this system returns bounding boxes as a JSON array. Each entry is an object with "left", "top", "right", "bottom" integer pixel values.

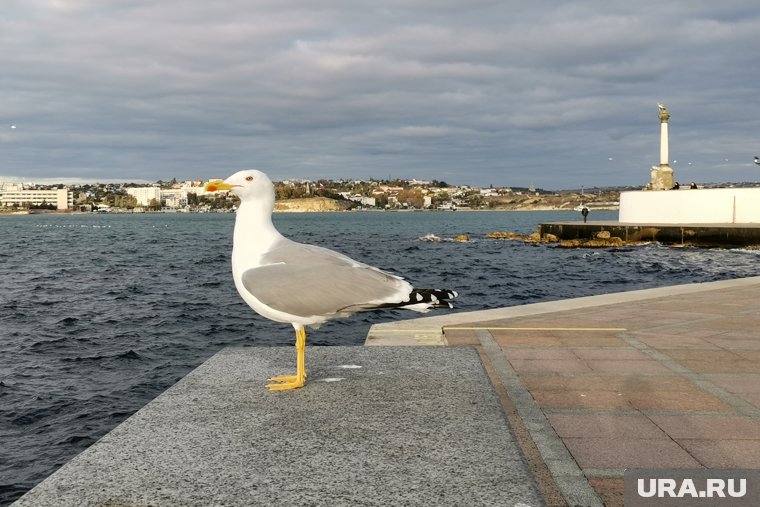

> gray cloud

[{"left": 2, "top": 0, "right": 760, "bottom": 187}]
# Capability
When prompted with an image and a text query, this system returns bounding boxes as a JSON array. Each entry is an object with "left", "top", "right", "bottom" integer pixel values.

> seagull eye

[{"left": 245, "top": 176, "right": 254, "bottom": 182}]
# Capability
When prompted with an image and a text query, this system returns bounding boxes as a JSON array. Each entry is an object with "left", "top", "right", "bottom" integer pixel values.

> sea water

[{"left": 2, "top": 210, "right": 759, "bottom": 504}]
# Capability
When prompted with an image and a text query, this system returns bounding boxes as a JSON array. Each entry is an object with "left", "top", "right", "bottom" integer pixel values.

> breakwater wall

[{"left": 539, "top": 221, "right": 760, "bottom": 247}]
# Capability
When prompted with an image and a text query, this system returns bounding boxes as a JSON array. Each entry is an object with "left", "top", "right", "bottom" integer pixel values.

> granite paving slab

[{"left": 13, "top": 346, "right": 544, "bottom": 507}]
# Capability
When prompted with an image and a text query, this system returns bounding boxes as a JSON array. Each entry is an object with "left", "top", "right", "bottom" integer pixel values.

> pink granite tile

[
  {"left": 522, "top": 375, "right": 694, "bottom": 393},
  {"left": 571, "top": 349, "right": 649, "bottom": 361},
  {"left": 533, "top": 383, "right": 731, "bottom": 412},
  {"left": 502, "top": 349, "right": 578, "bottom": 360},
  {"left": 663, "top": 350, "right": 760, "bottom": 374},
  {"left": 641, "top": 300, "right": 741, "bottom": 315},
  {"left": 676, "top": 440, "right": 760, "bottom": 468},
  {"left": 563, "top": 438, "right": 700, "bottom": 469},
  {"left": 623, "top": 310, "right": 707, "bottom": 327},
  {"left": 738, "top": 392, "right": 760, "bottom": 409},
  {"left": 636, "top": 333, "right": 721, "bottom": 349},
  {"left": 548, "top": 413, "right": 668, "bottom": 439},
  {"left": 718, "top": 330, "right": 760, "bottom": 340},
  {"left": 649, "top": 415, "right": 760, "bottom": 439},
  {"left": 697, "top": 316, "right": 759, "bottom": 331},
  {"left": 577, "top": 308, "right": 641, "bottom": 320},
  {"left": 739, "top": 350, "right": 760, "bottom": 361},
  {"left": 585, "top": 359, "right": 671, "bottom": 374},
  {"left": 531, "top": 390, "right": 631, "bottom": 409},
  {"left": 557, "top": 335, "right": 627, "bottom": 347},
  {"left": 627, "top": 391, "right": 732, "bottom": 412},
  {"left": 494, "top": 335, "right": 561, "bottom": 347},
  {"left": 494, "top": 316, "right": 610, "bottom": 329},
  {"left": 707, "top": 374, "right": 760, "bottom": 393},
  {"left": 705, "top": 334, "right": 760, "bottom": 350},
  {"left": 509, "top": 358, "right": 592, "bottom": 373},
  {"left": 442, "top": 328, "right": 479, "bottom": 345},
  {"left": 676, "top": 359, "right": 760, "bottom": 374},
  {"left": 662, "top": 350, "right": 741, "bottom": 362}
]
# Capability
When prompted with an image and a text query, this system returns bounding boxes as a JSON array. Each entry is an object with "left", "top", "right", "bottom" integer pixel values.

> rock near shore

[
  {"left": 485, "top": 231, "right": 527, "bottom": 240},
  {"left": 486, "top": 229, "right": 630, "bottom": 247}
]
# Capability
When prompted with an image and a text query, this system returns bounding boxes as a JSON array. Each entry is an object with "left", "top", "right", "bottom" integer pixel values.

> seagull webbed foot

[
  {"left": 268, "top": 372, "right": 308, "bottom": 383},
  {"left": 266, "top": 373, "right": 306, "bottom": 391}
]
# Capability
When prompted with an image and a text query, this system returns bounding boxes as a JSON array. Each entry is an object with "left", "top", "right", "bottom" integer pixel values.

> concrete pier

[
  {"left": 539, "top": 221, "right": 760, "bottom": 247},
  {"left": 13, "top": 347, "right": 544, "bottom": 507}
]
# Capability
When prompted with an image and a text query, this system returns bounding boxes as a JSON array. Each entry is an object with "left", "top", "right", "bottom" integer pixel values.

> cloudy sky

[{"left": 2, "top": 0, "right": 760, "bottom": 188}]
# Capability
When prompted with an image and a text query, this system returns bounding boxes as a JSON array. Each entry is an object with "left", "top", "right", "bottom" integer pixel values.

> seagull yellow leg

[{"left": 267, "top": 327, "right": 307, "bottom": 391}]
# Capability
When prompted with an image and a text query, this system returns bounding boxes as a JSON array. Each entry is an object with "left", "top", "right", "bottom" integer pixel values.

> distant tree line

[{"left": 29, "top": 201, "right": 57, "bottom": 210}]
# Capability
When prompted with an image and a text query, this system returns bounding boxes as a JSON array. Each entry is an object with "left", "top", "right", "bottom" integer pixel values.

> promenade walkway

[{"left": 368, "top": 276, "right": 760, "bottom": 506}]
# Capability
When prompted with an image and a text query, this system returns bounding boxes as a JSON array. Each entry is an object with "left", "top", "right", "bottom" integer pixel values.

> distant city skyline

[
  {"left": 0, "top": 172, "right": 757, "bottom": 192},
  {"left": 2, "top": 1, "right": 760, "bottom": 188}
]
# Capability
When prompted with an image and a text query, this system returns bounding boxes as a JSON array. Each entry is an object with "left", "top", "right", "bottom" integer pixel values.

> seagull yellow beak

[{"left": 205, "top": 181, "right": 236, "bottom": 192}]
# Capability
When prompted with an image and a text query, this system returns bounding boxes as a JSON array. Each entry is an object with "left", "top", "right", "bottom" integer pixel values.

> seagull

[
  {"left": 754, "top": 156, "right": 759, "bottom": 166},
  {"left": 206, "top": 170, "right": 457, "bottom": 391},
  {"left": 10, "top": 122, "right": 16, "bottom": 129}
]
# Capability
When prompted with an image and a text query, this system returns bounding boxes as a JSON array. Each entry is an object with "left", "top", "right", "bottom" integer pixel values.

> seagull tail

[
  {"left": 410, "top": 288, "right": 458, "bottom": 309},
  {"left": 341, "top": 288, "right": 458, "bottom": 315},
  {"left": 373, "top": 288, "right": 458, "bottom": 312}
]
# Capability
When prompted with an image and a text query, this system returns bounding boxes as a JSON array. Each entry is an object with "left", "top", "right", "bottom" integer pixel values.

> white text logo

[{"left": 637, "top": 478, "right": 747, "bottom": 498}]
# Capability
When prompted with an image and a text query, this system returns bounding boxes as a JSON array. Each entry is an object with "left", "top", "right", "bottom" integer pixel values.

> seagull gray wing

[{"left": 241, "top": 240, "right": 412, "bottom": 318}]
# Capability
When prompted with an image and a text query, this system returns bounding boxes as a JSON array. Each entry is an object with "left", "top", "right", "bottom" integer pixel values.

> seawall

[{"left": 539, "top": 221, "right": 760, "bottom": 247}]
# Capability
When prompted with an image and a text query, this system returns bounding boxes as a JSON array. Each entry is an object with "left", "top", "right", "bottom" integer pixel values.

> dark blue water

[{"left": 2, "top": 210, "right": 759, "bottom": 504}]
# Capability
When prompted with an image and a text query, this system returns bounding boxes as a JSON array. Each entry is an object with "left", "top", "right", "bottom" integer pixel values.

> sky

[{"left": 2, "top": 0, "right": 760, "bottom": 189}]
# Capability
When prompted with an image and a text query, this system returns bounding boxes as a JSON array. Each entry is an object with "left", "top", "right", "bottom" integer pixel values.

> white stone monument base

[
  {"left": 647, "top": 165, "right": 674, "bottom": 191},
  {"left": 619, "top": 188, "right": 760, "bottom": 224}
]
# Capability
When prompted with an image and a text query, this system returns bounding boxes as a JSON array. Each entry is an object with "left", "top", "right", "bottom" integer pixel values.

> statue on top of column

[{"left": 657, "top": 102, "right": 670, "bottom": 122}]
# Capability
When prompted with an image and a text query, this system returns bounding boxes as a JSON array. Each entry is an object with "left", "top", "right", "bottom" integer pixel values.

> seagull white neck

[{"left": 231, "top": 201, "right": 283, "bottom": 263}]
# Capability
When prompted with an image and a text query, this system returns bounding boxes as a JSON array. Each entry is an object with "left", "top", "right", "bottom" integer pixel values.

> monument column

[
  {"left": 648, "top": 103, "right": 674, "bottom": 190},
  {"left": 660, "top": 106, "right": 669, "bottom": 166}
]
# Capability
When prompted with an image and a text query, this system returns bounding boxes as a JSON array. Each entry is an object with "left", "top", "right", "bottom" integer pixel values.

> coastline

[{"left": 0, "top": 205, "right": 619, "bottom": 215}]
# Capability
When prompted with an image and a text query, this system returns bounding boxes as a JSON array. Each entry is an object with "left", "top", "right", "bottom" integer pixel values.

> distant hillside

[
  {"left": 274, "top": 197, "right": 351, "bottom": 212},
  {"left": 485, "top": 191, "right": 619, "bottom": 211}
]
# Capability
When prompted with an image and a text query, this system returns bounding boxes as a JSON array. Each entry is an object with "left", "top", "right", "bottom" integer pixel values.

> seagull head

[{"left": 205, "top": 170, "right": 274, "bottom": 200}]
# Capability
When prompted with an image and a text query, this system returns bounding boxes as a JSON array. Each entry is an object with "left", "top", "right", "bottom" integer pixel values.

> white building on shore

[
  {"left": 160, "top": 189, "right": 189, "bottom": 208},
  {"left": 127, "top": 187, "right": 190, "bottom": 208},
  {"left": 340, "top": 193, "right": 376, "bottom": 207},
  {"left": 0, "top": 187, "right": 73, "bottom": 210},
  {"left": 126, "top": 187, "right": 161, "bottom": 206}
]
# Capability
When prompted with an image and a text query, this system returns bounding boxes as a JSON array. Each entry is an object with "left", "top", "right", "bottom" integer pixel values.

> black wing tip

[
  {"left": 409, "top": 288, "right": 458, "bottom": 306},
  {"left": 370, "top": 288, "right": 458, "bottom": 312}
]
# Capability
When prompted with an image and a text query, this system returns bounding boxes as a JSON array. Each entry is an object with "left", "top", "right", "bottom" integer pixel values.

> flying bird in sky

[
  {"left": 206, "top": 170, "right": 457, "bottom": 391},
  {"left": 9, "top": 122, "right": 16, "bottom": 129},
  {"left": 754, "top": 156, "right": 759, "bottom": 166}
]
